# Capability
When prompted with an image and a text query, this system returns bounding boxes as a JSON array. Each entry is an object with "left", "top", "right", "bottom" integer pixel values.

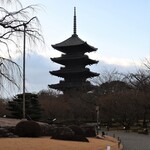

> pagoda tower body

[{"left": 49, "top": 8, "right": 99, "bottom": 94}]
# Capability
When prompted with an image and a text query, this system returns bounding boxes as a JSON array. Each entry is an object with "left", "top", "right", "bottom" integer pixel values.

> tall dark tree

[{"left": 8, "top": 93, "right": 43, "bottom": 120}]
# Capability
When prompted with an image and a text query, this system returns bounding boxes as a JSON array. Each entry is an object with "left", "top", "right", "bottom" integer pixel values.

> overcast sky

[{"left": 3, "top": 0, "right": 150, "bottom": 97}]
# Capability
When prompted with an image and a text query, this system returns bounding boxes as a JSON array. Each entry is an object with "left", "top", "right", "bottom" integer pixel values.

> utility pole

[{"left": 23, "top": 23, "right": 27, "bottom": 119}]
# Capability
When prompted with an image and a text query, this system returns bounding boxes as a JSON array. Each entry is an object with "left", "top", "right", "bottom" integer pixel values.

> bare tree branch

[
  {"left": 0, "top": 4, "right": 44, "bottom": 57},
  {"left": 0, "top": 57, "right": 21, "bottom": 96},
  {"left": 0, "top": 1, "right": 44, "bottom": 96}
]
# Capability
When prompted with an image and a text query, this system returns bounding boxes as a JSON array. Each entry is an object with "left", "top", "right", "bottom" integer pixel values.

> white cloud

[
  {"left": 3, "top": 51, "right": 143, "bottom": 98},
  {"left": 88, "top": 51, "right": 141, "bottom": 68},
  {"left": 101, "top": 56, "right": 141, "bottom": 67}
]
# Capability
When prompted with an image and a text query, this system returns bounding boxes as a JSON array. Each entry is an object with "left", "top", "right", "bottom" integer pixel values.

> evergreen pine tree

[{"left": 8, "top": 93, "right": 43, "bottom": 120}]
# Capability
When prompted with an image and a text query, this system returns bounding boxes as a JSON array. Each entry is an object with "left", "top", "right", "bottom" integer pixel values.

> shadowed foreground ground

[
  {"left": 0, "top": 118, "right": 122, "bottom": 149},
  {"left": 0, "top": 137, "right": 121, "bottom": 150}
]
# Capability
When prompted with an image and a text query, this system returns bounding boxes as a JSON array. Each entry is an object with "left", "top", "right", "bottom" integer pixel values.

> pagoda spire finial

[{"left": 73, "top": 7, "right": 77, "bottom": 36}]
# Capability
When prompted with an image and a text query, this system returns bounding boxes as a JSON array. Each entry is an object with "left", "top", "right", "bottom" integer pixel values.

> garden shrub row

[{"left": 0, "top": 120, "right": 96, "bottom": 142}]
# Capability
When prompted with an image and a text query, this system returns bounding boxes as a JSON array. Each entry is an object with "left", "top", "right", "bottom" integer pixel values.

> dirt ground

[
  {"left": 0, "top": 137, "right": 120, "bottom": 150},
  {"left": 0, "top": 118, "right": 122, "bottom": 150}
]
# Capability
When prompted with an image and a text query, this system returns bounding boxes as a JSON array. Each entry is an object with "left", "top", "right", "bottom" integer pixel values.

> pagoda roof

[
  {"left": 52, "top": 7, "right": 98, "bottom": 53},
  {"left": 50, "top": 68, "right": 99, "bottom": 78},
  {"left": 52, "top": 34, "right": 97, "bottom": 53},
  {"left": 48, "top": 80, "right": 93, "bottom": 91},
  {"left": 52, "top": 34, "right": 84, "bottom": 47},
  {"left": 51, "top": 55, "right": 98, "bottom": 65}
]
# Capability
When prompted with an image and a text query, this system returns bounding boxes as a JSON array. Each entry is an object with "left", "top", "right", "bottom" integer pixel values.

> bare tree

[
  {"left": 126, "top": 68, "right": 150, "bottom": 127},
  {"left": 0, "top": 3, "right": 43, "bottom": 56},
  {"left": 0, "top": 0, "right": 44, "bottom": 96},
  {"left": 91, "top": 68, "right": 125, "bottom": 86},
  {"left": 143, "top": 58, "right": 150, "bottom": 71},
  {"left": 0, "top": 57, "right": 21, "bottom": 95},
  {"left": 127, "top": 69, "right": 150, "bottom": 92}
]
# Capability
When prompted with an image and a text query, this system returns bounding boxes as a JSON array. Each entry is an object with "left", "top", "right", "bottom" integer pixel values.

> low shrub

[
  {"left": 0, "top": 128, "right": 9, "bottom": 137},
  {"left": 51, "top": 127, "right": 75, "bottom": 140},
  {"left": 81, "top": 125, "right": 96, "bottom": 137},
  {"left": 51, "top": 126, "right": 89, "bottom": 142},
  {"left": 15, "top": 120, "right": 41, "bottom": 137},
  {"left": 0, "top": 127, "right": 16, "bottom": 137},
  {"left": 69, "top": 125, "right": 84, "bottom": 136},
  {"left": 39, "top": 124, "right": 53, "bottom": 136},
  {"left": 5, "top": 126, "right": 15, "bottom": 134},
  {"left": 68, "top": 125, "right": 88, "bottom": 142}
]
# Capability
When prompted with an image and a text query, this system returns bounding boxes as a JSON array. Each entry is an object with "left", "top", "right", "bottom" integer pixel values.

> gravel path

[{"left": 107, "top": 131, "right": 150, "bottom": 150}]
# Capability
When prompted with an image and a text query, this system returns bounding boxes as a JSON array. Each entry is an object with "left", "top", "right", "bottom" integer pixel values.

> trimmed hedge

[
  {"left": 51, "top": 126, "right": 89, "bottom": 142},
  {"left": 15, "top": 120, "right": 41, "bottom": 137},
  {"left": 51, "top": 127, "right": 74, "bottom": 140},
  {"left": 69, "top": 125, "right": 84, "bottom": 136},
  {"left": 81, "top": 125, "right": 96, "bottom": 137}
]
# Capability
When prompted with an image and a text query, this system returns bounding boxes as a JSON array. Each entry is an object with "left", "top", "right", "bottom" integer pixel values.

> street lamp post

[{"left": 23, "top": 23, "right": 27, "bottom": 119}]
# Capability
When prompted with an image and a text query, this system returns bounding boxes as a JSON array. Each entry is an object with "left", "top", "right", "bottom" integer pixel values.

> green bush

[{"left": 15, "top": 120, "right": 41, "bottom": 137}]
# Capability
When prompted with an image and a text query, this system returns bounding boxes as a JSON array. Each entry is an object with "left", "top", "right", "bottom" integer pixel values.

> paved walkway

[{"left": 107, "top": 131, "right": 150, "bottom": 150}]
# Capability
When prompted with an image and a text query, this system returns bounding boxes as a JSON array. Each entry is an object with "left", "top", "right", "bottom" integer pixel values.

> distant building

[{"left": 49, "top": 7, "right": 99, "bottom": 94}]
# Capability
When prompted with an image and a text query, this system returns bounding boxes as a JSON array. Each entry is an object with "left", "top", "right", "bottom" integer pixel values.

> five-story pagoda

[{"left": 49, "top": 8, "right": 99, "bottom": 94}]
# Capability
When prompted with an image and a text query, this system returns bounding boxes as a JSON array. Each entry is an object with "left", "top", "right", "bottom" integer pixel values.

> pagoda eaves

[
  {"left": 50, "top": 68, "right": 99, "bottom": 78},
  {"left": 51, "top": 55, "right": 98, "bottom": 66},
  {"left": 52, "top": 34, "right": 97, "bottom": 53},
  {"left": 49, "top": 80, "right": 94, "bottom": 91}
]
